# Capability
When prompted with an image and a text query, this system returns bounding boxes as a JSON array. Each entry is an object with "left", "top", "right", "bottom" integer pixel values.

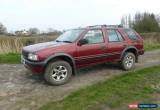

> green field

[
  {"left": 0, "top": 53, "right": 21, "bottom": 64},
  {"left": 141, "top": 32, "right": 160, "bottom": 51},
  {"left": 144, "top": 43, "right": 160, "bottom": 51},
  {"left": 38, "top": 65, "right": 160, "bottom": 110}
]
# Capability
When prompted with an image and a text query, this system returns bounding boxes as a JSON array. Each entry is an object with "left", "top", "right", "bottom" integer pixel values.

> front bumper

[{"left": 21, "top": 56, "right": 45, "bottom": 74}]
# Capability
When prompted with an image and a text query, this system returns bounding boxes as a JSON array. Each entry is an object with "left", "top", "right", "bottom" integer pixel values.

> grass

[
  {"left": 0, "top": 35, "right": 58, "bottom": 54},
  {"left": 141, "top": 32, "right": 160, "bottom": 51},
  {"left": 140, "top": 32, "right": 160, "bottom": 37},
  {"left": 0, "top": 53, "right": 21, "bottom": 64},
  {"left": 144, "top": 43, "right": 160, "bottom": 51},
  {"left": 38, "top": 65, "right": 160, "bottom": 110}
]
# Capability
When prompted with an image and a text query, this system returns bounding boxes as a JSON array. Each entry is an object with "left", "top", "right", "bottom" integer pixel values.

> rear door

[
  {"left": 105, "top": 29, "right": 126, "bottom": 61},
  {"left": 76, "top": 29, "right": 107, "bottom": 67}
]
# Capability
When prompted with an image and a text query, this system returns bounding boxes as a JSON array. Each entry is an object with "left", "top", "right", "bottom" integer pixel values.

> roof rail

[
  {"left": 87, "top": 25, "right": 102, "bottom": 28},
  {"left": 87, "top": 25, "right": 121, "bottom": 29},
  {"left": 103, "top": 25, "right": 120, "bottom": 28}
]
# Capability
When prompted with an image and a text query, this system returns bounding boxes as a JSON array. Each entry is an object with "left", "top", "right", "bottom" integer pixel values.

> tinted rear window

[{"left": 124, "top": 29, "right": 139, "bottom": 40}]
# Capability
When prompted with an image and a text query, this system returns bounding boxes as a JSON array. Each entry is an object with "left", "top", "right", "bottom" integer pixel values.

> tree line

[
  {"left": 0, "top": 23, "right": 61, "bottom": 36},
  {"left": 121, "top": 12, "right": 160, "bottom": 33},
  {"left": 1, "top": 12, "right": 160, "bottom": 36},
  {"left": 0, "top": 23, "right": 7, "bottom": 34}
]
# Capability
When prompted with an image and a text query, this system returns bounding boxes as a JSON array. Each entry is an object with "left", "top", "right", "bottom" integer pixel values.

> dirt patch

[{"left": 0, "top": 50, "right": 160, "bottom": 110}]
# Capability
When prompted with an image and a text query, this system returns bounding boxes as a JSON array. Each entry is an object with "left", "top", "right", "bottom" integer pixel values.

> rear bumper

[
  {"left": 138, "top": 49, "right": 144, "bottom": 55},
  {"left": 21, "top": 57, "right": 45, "bottom": 74}
]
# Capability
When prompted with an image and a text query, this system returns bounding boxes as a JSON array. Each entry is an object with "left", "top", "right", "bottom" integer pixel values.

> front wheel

[
  {"left": 44, "top": 60, "right": 72, "bottom": 85},
  {"left": 121, "top": 52, "right": 136, "bottom": 70}
]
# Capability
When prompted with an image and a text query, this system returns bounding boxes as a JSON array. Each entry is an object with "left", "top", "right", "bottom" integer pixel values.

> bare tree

[
  {"left": 28, "top": 28, "right": 40, "bottom": 35},
  {"left": 121, "top": 16, "right": 125, "bottom": 27},
  {"left": 0, "top": 22, "right": 7, "bottom": 34},
  {"left": 155, "top": 14, "right": 160, "bottom": 25},
  {"left": 45, "top": 28, "right": 62, "bottom": 35},
  {"left": 121, "top": 15, "right": 130, "bottom": 28},
  {"left": 47, "top": 28, "right": 56, "bottom": 33},
  {"left": 128, "top": 14, "right": 132, "bottom": 28},
  {"left": 134, "top": 12, "right": 141, "bottom": 24}
]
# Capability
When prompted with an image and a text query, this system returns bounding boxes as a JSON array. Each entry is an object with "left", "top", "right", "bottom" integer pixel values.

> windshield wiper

[
  {"left": 55, "top": 40, "right": 72, "bottom": 43},
  {"left": 62, "top": 41, "right": 72, "bottom": 43},
  {"left": 55, "top": 40, "right": 61, "bottom": 42}
]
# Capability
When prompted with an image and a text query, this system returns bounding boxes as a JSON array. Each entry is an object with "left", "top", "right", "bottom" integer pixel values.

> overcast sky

[{"left": 0, "top": 0, "right": 159, "bottom": 31}]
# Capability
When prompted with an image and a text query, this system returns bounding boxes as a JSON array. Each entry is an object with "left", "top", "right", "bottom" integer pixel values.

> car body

[{"left": 22, "top": 25, "right": 144, "bottom": 85}]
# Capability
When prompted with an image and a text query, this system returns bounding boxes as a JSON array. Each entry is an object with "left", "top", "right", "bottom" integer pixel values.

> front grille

[{"left": 22, "top": 50, "right": 29, "bottom": 59}]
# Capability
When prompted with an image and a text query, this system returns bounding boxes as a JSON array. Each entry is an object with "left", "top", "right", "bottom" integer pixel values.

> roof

[
  {"left": 86, "top": 25, "right": 123, "bottom": 29},
  {"left": 69, "top": 25, "right": 124, "bottom": 30}
]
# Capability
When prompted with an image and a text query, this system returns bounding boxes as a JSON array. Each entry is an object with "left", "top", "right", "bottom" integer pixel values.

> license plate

[
  {"left": 23, "top": 59, "right": 25, "bottom": 64},
  {"left": 21, "top": 55, "right": 25, "bottom": 65}
]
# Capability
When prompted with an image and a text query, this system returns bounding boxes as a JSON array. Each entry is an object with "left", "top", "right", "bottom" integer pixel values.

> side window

[
  {"left": 116, "top": 31, "right": 124, "bottom": 41},
  {"left": 108, "top": 30, "right": 120, "bottom": 42},
  {"left": 124, "top": 29, "right": 138, "bottom": 40},
  {"left": 83, "top": 30, "right": 104, "bottom": 44}
]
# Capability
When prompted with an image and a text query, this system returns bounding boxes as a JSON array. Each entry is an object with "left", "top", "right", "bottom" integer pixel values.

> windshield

[{"left": 56, "top": 29, "right": 84, "bottom": 43}]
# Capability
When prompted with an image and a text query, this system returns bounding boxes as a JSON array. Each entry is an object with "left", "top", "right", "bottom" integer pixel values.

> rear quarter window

[
  {"left": 124, "top": 29, "right": 139, "bottom": 40},
  {"left": 107, "top": 30, "right": 124, "bottom": 42}
]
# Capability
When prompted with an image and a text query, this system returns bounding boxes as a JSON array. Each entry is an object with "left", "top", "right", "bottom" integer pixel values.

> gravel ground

[{"left": 0, "top": 50, "right": 160, "bottom": 110}]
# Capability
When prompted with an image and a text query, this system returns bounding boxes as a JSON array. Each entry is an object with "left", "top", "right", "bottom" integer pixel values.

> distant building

[{"left": 15, "top": 30, "right": 30, "bottom": 36}]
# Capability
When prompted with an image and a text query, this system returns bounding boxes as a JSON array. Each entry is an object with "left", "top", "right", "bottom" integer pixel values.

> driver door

[{"left": 75, "top": 29, "right": 107, "bottom": 67}]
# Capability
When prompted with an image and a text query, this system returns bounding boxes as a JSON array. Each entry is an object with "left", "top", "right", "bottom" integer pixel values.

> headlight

[{"left": 28, "top": 53, "right": 39, "bottom": 61}]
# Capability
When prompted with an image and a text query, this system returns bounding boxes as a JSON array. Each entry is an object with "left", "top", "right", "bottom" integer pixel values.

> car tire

[
  {"left": 121, "top": 52, "right": 136, "bottom": 70},
  {"left": 44, "top": 60, "right": 72, "bottom": 85}
]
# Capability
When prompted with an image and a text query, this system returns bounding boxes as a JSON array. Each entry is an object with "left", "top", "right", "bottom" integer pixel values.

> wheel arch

[
  {"left": 120, "top": 46, "right": 138, "bottom": 62},
  {"left": 44, "top": 53, "right": 77, "bottom": 75}
]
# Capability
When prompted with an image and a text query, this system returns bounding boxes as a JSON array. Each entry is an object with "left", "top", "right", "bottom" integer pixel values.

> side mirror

[{"left": 78, "top": 39, "right": 88, "bottom": 46}]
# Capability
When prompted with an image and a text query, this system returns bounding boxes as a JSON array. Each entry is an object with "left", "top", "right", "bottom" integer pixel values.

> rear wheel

[
  {"left": 121, "top": 52, "right": 135, "bottom": 70},
  {"left": 44, "top": 60, "right": 72, "bottom": 85}
]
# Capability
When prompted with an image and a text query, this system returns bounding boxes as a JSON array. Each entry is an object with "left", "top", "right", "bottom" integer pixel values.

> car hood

[{"left": 23, "top": 41, "right": 67, "bottom": 53}]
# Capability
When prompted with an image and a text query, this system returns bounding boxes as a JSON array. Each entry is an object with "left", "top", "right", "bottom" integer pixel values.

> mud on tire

[
  {"left": 121, "top": 52, "right": 136, "bottom": 70},
  {"left": 44, "top": 60, "right": 72, "bottom": 85}
]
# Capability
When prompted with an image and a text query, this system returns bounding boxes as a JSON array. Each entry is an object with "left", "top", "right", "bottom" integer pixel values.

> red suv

[{"left": 22, "top": 25, "right": 144, "bottom": 85}]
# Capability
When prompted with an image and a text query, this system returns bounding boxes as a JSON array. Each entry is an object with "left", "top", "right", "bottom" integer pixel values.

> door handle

[
  {"left": 123, "top": 44, "right": 127, "bottom": 47},
  {"left": 100, "top": 45, "right": 107, "bottom": 49}
]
